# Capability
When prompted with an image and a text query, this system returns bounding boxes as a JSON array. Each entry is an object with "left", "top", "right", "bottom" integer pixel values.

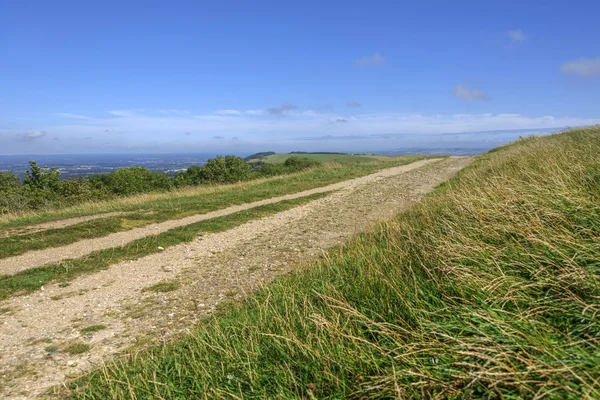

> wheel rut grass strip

[{"left": 0, "top": 192, "right": 329, "bottom": 301}]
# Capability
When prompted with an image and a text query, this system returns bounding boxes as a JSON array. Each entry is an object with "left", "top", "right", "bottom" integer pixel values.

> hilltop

[
  {"left": 66, "top": 127, "right": 600, "bottom": 399},
  {"left": 1, "top": 127, "right": 599, "bottom": 398}
]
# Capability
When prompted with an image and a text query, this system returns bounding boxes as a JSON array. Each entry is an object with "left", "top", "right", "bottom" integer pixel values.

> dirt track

[
  {"left": 0, "top": 157, "right": 473, "bottom": 399},
  {"left": 0, "top": 158, "right": 437, "bottom": 275}
]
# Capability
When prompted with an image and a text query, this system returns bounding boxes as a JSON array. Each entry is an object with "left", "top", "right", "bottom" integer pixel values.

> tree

[
  {"left": 0, "top": 171, "right": 20, "bottom": 193},
  {"left": 23, "top": 161, "right": 61, "bottom": 191}
]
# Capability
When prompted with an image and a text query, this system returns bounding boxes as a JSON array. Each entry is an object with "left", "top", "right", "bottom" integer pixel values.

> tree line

[{"left": 0, "top": 155, "right": 321, "bottom": 213}]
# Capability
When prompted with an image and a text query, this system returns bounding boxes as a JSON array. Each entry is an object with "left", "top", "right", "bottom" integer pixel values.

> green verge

[
  {"left": 65, "top": 128, "right": 600, "bottom": 399},
  {"left": 0, "top": 156, "right": 429, "bottom": 258},
  {"left": 0, "top": 192, "right": 329, "bottom": 301}
]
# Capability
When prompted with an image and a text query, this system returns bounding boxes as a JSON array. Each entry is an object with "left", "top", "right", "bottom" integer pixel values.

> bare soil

[{"left": 0, "top": 157, "right": 473, "bottom": 399}]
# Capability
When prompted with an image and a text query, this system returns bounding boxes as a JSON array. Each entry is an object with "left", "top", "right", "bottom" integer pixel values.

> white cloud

[
  {"left": 18, "top": 130, "right": 47, "bottom": 139},
  {"left": 453, "top": 85, "right": 489, "bottom": 101},
  {"left": 508, "top": 29, "right": 526, "bottom": 42},
  {"left": 36, "top": 109, "right": 599, "bottom": 140},
  {"left": 106, "top": 110, "right": 137, "bottom": 117},
  {"left": 215, "top": 109, "right": 241, "bottom": 115},
  {"left": 560, "top": 57, "right": 600, "bottom": 77},
  {"left": 355, "top": 53, "right": 386, "bottom": 66},
  {"left": 346, "top": 101, "right": 362, "bottom": 108},
  {"left": 157, "top": 109, "right": 191, "bottom": 115},
  {"left": 54, "top": 113, "right": 91, "bottom": 120},
  {"left": 245, "top": 110, "right": 265, "bottom": 115}
]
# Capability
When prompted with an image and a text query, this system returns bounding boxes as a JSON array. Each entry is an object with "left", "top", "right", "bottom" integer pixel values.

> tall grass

[{"left": 67, "top": 128, "right": 600, "bottom": 399}]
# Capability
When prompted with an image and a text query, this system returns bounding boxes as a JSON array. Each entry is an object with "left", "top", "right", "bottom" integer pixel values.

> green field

[
  {"left": 247, "top": 153, "right": 382, "bottom": 164},
  {"left": 65, "top": 128, "right": 600, "bottom": 399}
]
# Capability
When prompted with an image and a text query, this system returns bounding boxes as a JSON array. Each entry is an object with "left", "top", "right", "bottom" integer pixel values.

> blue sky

[{"left": 1, "top": 0, "right": 599, "bottom": 154}]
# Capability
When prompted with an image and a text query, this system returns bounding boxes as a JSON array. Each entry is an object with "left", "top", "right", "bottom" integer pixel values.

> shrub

[{"left": 90, "top": 167, "right": 172, "bottom": 195}]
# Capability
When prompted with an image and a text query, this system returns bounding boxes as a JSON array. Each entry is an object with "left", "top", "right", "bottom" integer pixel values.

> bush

[
  {"left": 0, "top": 171, "right": 20, "bottom": 192},
  {"left": 283, "top": 156, "right": 322, "bottom": 171},
  {"left": 174, "top": 156, "right": 251, "bottom": 186},
  {"left": 90, "top": 167, "right": 172, "bottom": 196}
]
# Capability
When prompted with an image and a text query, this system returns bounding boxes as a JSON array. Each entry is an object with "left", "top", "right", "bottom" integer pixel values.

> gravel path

[
  {"left": 0, "top": 157, "right": 473, "bottom": 399},
  {"left": 0, "top": 159, "right": 438, "bottom": 275}
]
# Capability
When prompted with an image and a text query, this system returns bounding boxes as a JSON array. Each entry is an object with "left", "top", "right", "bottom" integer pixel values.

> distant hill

[
  {"left": 244, "top": 151, "right": 276, "bottom": 161},
  {"left": 289, "top": 151, "right": 349, "bottom": 155}
]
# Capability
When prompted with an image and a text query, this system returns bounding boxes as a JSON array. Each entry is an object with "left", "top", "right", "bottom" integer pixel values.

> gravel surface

[
  {"left": 0, "top": 157, "right": 473, "bottom": 399},
  {"left": 0, "top": 159, "right": 438, "bottom": 275}
]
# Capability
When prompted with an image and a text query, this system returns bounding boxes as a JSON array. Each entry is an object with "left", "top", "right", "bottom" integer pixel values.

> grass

[
  {"left": 63, "top": 343, "right": 91, "bottom": 355},
  {"left": 142, "top": 281, "right": 180, "bottom": 293},
  {"left": 248, "top": 153, "right": 381, "bottom": 164},
  {"left": 45, "top": 345, "right": 59, "bottom": 353},
  {"left": 0, "top": 192, "right": 329, "bottom": 301},
  {"left": 0, "top": 156, "right": 429, "bottom": 258},
  {"left": 80, "top": 325, "right": 107, "bottom": 334},
  {"left": 64, "top": 127, "right": 600, "bottom": 399}
]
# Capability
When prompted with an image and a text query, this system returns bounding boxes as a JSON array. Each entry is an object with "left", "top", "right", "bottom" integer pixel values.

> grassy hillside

[
  {"left": 247, "top": 153, "right": 380, "bottom": 164},
  {"left": 67, "top": 128, "right": 600, "bottom": 399}
]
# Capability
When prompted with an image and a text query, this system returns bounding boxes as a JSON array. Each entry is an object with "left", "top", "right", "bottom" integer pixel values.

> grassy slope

[
  {"left": 0, "top": 156, "right": 427, "bottom": 258},
  {"left": 69, "top": 128, "right": 600, "bottom": 399},
  {"left": 248, "top": 153, "right": 380, "bottom": 164}
]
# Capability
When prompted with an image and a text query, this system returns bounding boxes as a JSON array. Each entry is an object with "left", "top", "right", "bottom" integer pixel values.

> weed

[
  {"left": 142, "top": 281, "right": 180, "bottom": 293},
  {"left": 80, "top": 325, "right": 107, "bottom": 334},
  {"left": 64, "top": 343, "right": 90, "bottom": 355}
]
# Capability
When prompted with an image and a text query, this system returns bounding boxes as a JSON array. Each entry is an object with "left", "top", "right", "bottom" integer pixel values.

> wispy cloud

[
  {"left": 453, "top": 85, "right": 489, "bottom": 101},
  {"left": 267, "top": 104, "right": 297, "bottom": 115},
  {"left": 346, "top": 101, "right": 362, "bottom": 108},
  {"left": 54, "top": 112, "right": 91, "bottom": 120},
  {"left": 560, "top": 57, "right": 600, "bottom": 77},
  {"left": 106, "top": 110, "right": 137, "bottom": 117},
  {"left": 17, "top": 130, "right": 47, "bottom": 139},
  {"left": 245, "top": 110, "right": 265, "bottom": 115},
  {"left": 355, "top": 53, "right": 386, "bottom": 66},
  {"left": 508, "top": 29, "right": 526, "bottom": 42},
  {"left": 215, "top": 109, "right": 241, "bottom": 115},
  {"left": 10, "top": 108, "right": 596, "bottom": 155},
  {"left": 157, "top": 109, "right": 191, "bottom": 115}
]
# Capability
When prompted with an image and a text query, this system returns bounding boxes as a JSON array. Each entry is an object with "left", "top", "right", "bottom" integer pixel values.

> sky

[{"left": 1, "top": 0, "right": 600, "bottom": 155}]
